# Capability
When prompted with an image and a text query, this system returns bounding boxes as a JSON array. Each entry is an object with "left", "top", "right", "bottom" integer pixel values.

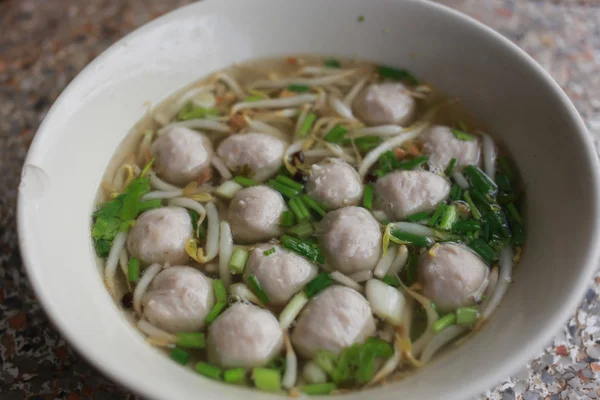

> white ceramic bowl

[{"left": 17, "top": 0, "right": 600, "bottom": 399}]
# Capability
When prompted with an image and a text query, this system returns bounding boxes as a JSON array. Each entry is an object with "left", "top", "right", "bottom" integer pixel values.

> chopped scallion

[
  {"left": 288, "top": 198, "right": 305, "bottom": 222},
  {"left": 451, "top": 219, "right": 481, "bottom": 234},
  {"left": 248, "top": 274, "right": 270, "bottom": 304},
  {"left": 381, "top": 274, "right": 401, "bottom": 287},
  {"left": 451, "top": 129, "right": 474, "bottom": 141},
  {"left": 269, "top": 180, "right": 300, "bottom": 198},
  {"left": 432, "top": 313, "right": 457, "bottom": 333},
  {"left": 245, "top": 95, "right": 264, "bottom": 102},
  {"left": 301, "top": 383, "right": 337, "bottom": 395},
  {"left": 295, "top": 197, "right": 312, "bottom": 220},
  {"left": 298, "top": 112, "right": 317, "bottom": 137},
  {"left": 229, "top": 248, "right": 249, "bottom": 274},
  {"left": 406, "top": 210, "right": 431, "bottom": 223},
  {"left": 363, "top": 184, "right": 374, "bottom": 210},
  {"left": 281, "top": 235, "right": 324, "bottom": 263},
  {"left": 438, "top": 205, "right": 457, "bottom": 231},
  {"left": 224, "top": 368, "right": 247, "bottom": 384},
  {"left": 445, "top": 158, "right": 457, "bottom": 176},
  {"left": 463, "top": 165, "right": 498, "bottom": 197},
  {"left": 397, "top": 155, "right": 429, "bottom": 170},
  {"left": 171, "top": 347, "right": 190, "bottom": 365},
  {"left": 449, "top": 184, "right": 463, "bottom": 201},
  {"left": 498, "top": 156, "right": 516, "bottom": 181},
  {"left": 463, "top": 191, "right": 482, "bottom": 220},
  {"left": 252, "top": 368, "right": 281, "bottom": 392},
  {"left": 127, "top": 257, "right": 140, "bottom": 283},
  {"left": 176, "top": 332, "right": 206, "bottom": 349},
  {"left": 288, "top": 84, "right": 310, "bottom": 92},
  {"left": 389, "top": 229, "right": 432, "bottom": 247},
  {"left": 506, "top": 203, "right": 522, "bottom": 224},
  {"left": 275, "top": 174, "right": 304, "bottom": 191},
  {"left": 205, "top": 302, "right": 226, "bottom": 323},
  {"left": 177, "top": 104, "right": 219, "bottom": 121},
  {"left": 213, "top": 279, "right": 227, "bottom": 303},
  {"left": 428, "top": 203, "right": 446, "bottom": 227},
  {"left": 195, "top": 362, "right": 223, "bottom": 380},
  {"left": 377, "top": 65, "right": 419, "bottom": 85},
  {"left": 342, "top": 135, "right": 382, "bottom": 153},
  {"left": 288, "top": 222, "right": 314, "bottom": 239},
  {"left": 280, "top": 210, "right": 296, "bottom": 227},
  {"left": 259, "top": 248, "right": 275, "bottom": 258},
  {"left": 324, "top": 58, "right": 341, "bottom": 68},
  {"left": 456, "top": 306, "right": 479, "bottom": 325},
  {"left": 468, "top": 238, "right": 496, "bottom": 264},
  {"left": 323, "top": 124, "right": 349, "bottom": 143},
  {"left": 300, "top": 195, "right": 328, "bottom": 218},
  {"left": 304, "top": 272, "right": 334, "bottom": 297},
  {"left": 233, "top": 176, "right": 258, "bottom": 188}
]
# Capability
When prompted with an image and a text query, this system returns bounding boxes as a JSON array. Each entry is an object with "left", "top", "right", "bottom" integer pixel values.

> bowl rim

[{"left": 17, "top": 0, "right": 600, "bottom": 398}]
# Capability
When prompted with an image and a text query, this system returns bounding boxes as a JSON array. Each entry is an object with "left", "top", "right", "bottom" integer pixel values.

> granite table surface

[{"left": 1, "top": 0, "right": 599, "bottom": 399}]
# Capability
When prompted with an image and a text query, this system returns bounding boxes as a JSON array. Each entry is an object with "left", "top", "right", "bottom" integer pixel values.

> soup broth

[{"left": 91, "top": 55, "right": 525, "bottom": 395}]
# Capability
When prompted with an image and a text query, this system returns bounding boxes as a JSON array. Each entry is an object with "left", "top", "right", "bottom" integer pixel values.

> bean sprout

[
  {"left": 282, "top": 332, "right": 298, "bottom": 389},
  {"left": 149, "top": 172, "right": 182, "bottom": 191},
  {"left": 452, "top": 171, "right": 470, "bottom": 190},
  {"left": 211, "top": 156, "right": 232, "bottom": 180},
  {"left": 244, "top": 116, "right": 289, "bottom": 141},
  {"left": 373, "top": 244, "right": 397, "bottom": 278},
  {"left": 402, "top": 284, "right": 438, "bottom": 357},
  {"left": 420, "top": 325, "right": 468, "bottom": 364},
  {"left": 142, "top": 190, "right": 184, "bottom": 201},
  {"left": 328, "top": 96, "right": 356, "bottom": 120},
  {"left": 137, "top": 319, "right": 177, "bottom": 343},
  {"left": 348, "top": 270, "right": 373, "bottom": 283},
  {"left": 230, "top": 283, "right": 264, "bottom": 307},
  {"left": 133, "top": 263, "right": 162, "bottom": 316},
  {"left": 158, "top": 119, "right": 231, "bottom": 135},
  {"left": 249, "top": 69, "right": 357, "bottom": 89},
  {"left": 104, "top": 231, "right": 128, "bottom": 299},
  {"left": 479, "top": 246, "right": 513, "bottom": 321},
  {"left": 153, "top": 84, "right": 216, "bottom": 125},
  {"left": 388, "top": 245, "right": 409, "bottom": 275},
  {"left": 204, "top": 202, "right": 220, "bottom": 262},
  {"left": 348, "top": 125, "right": 406, "bottom": 138},
  {"left": 358, "top": 123, "right": 429, "bottom": 179},
  {"left": 217, "top": 73, "right": 245, "bottom": 99},
  {"left": 219, "top": 221, "right": 233, "bottom": 289},
  {"left": 168, "top": 198, "right": 207, "bottom": 225},
  {"left": 231, "top": 94, "right": 318, "bottom": 115},
  {"left": 344, "top": 76, "right": 368, "bottom": 107},
  {"left": 329, "top": 271, "right": 364, "bottom": 292},
  {"left": 481, "top": 131, "right": 497, "bottom": 180}
]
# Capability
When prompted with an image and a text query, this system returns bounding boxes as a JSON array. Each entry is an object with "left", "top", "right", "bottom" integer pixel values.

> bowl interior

[{"left": 18, "top": 0, "right": 600, "bottom": 399}]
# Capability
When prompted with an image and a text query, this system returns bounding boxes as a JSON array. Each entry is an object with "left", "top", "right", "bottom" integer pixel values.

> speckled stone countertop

[{"left": 1, "top": 0, "right": 599, "bottom": 399}]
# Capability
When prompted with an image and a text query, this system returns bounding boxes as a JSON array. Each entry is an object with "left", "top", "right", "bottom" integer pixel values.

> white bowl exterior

[{"left": 17, "top": 0, "right": 600, "bottom": 399}]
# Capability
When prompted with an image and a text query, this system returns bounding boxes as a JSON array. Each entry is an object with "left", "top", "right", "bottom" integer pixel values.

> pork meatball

[
  {"left": 319, "top": 206, "right": 382, "bottom": 274},
  {"left": 419, "top": 243, "right": 488, "bottom": 312},
  {"left": 142, "top": 266, "right": 214, "bottom": 333},
  {"left": 127, "top": 207, "right": 193, "bottom": 265},
  {"left": 217, "top": 133, "right": 286, "bottom": 181},
  {"left": 422, "top": 125, "right": 481, "bottom": 172},
  {"left": 207, "top": 303, "right": 283, "bottom": 368},
  {"left": 306, "top": 159, "right": 363, "bottom": 210},
  {"left": 291, "top": 286, "right": 376, "bottom": 358},
  {"left": 354, "top": 82, "right": 416, "bottom": 126},
  {"left": 151, "top": 126, "right": 213, "bottom": 186},
  {"left": 243, "top": 244, "right": 318, "bottom": 306},
  {"left": 375, "top": 170, "right": 450, "bottom": 220},
  {"left": 228, "top": 186, "right": 287, "bottom": 243}
]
